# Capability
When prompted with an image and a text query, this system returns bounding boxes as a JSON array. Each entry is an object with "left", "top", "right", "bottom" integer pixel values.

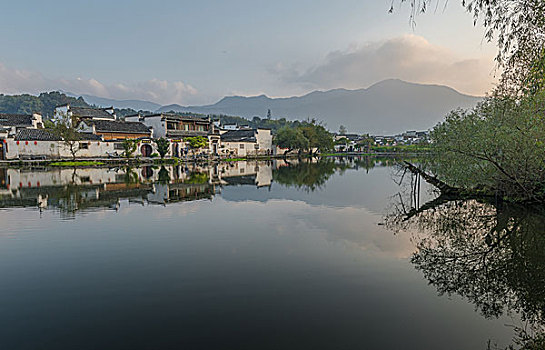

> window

[
  {"left": 79, "top": 142, "right": 89, "bottom": 149},
  {"left": 239, "top": 144, "right": 245, "bottom": 149},
  {"left": 114, "top": 143, "right": 124, "bottom": 150}
]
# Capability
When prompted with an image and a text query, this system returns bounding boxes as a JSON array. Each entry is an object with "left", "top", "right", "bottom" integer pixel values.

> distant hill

[
  {"left": 0, "top": 91, "right": 89, "bottom": 118},
  {"left": 158, "top": 79, "right": 482, "bottom": 134},
  {"left": 67, "top": 93, "right": 162, "bottom": 112}
]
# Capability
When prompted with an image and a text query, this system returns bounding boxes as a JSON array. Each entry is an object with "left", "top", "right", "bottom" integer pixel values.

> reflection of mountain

[{"left": 387, "top": 190, "right": 545, "bottom": 349}]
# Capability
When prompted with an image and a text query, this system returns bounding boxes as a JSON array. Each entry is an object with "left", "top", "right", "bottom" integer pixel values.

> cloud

[
  {"left": 273, "top": 35, "right": 496, "bottom": 96},
  {"left": 0, "top": 62, "right": 198, "bottom": 105}
]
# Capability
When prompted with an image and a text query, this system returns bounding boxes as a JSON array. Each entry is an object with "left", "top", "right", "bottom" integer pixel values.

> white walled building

[
  {"left": 54, "top": 105, "right": 116, "bottom": 123},
  {"left": 219, "top": 129, "right": 273, "bottom": 157}
]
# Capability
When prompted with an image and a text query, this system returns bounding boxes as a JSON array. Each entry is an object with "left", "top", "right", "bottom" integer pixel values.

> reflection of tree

[
  {"left": 386, "top": 191, "right": 545, "bottom": 349},
  {"left": 124, "top": 167, "right": 139, "bottom": 184},
  {"left": 185, "top": 172, "right": 209, "bottom": 184},
  {"left": 272, "top": 159, "right": 341, "bottom": 191},
  {"left": 158, "top": 166, "right": 170, "bottom": 184}
]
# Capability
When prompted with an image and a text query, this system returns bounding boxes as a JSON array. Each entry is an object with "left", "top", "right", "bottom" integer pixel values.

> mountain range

[{"left": 75, "top": 79, "right": 482, "bottom": 134}]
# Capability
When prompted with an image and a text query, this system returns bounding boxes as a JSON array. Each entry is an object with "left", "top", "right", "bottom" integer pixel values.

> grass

[
  {"left": 224, "top": 158, "right": 247, "bottom": 162},
  {"left": 50, "top": 161, "right": 105, "bottom": 167}
]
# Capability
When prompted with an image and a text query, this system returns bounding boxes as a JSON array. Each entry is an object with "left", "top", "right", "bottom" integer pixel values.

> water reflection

[
  {"left": 0, "top": 156, "right": 399, "bottom": 216},
  {"left": 386, "top": 177, "right": 545, "bottom": 349},
  {"left": 0, "top": 156, "right": 525, "bottom": 350}
]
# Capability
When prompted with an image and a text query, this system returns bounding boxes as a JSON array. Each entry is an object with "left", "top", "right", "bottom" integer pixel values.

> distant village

[
  {"left": 332, "top": 130, "right": 430, "bottom": 153},
  {"left": 0, "top": 105, "right": 429, "bottom": 161}
]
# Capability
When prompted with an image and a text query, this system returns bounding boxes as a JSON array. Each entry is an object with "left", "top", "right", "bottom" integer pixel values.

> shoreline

[{"left": 0, "top": 152, "right": 428, "bottom": 169}]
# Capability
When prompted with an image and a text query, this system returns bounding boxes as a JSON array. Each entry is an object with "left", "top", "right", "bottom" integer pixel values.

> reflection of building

[
  {"left": 0, "top": 161, "right": 275, "bottom": 213},
  {"left": 215, "top": 161, "right": 272, "bottom": 188}
]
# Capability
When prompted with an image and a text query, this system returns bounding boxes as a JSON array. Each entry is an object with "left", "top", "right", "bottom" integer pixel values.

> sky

[{"left": 0, "top": 0, "right": 498, "bottom": 106}]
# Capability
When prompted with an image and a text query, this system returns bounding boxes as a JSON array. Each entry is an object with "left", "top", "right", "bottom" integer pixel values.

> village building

[
  {"left": 54, "top": 105, "right": 116, "bottom": 123},
  {"left": 220, "top": 129, "right": 273, "bottom": 157},
  {"left": 125, "top": 113, "right": 220, "bottom": 156},
  {"left": 0, "top": 113, "right": 44, "bottom": 136},
  {"left": 78, "top": 119, "right": 152, "bottom": 141},
  {"left": 0, "top": 113, "right": 44, "bottom": 160},
  {"left": 2, "top": 128, "right": 114, "bottom": 160}
]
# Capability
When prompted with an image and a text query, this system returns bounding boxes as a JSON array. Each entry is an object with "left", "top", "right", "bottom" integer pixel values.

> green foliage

[
  {"left": 122, "top": 139, "right": 138, "bottom": 159},
  {"left": 155, "top": 138, "right": 170, "bottom": 159},
  {"left": 186, "top": 136, "right": 208, "bottom": 150},
  {"left": 335, "top": 137, "right": 348, "bottom": 145},
  {"left": 274, "top": 126, "right": 309, "bottom": 153},
  {"left": 0, "top": 91, "right": 88, "bottom": 118},
  {"left": 430, "top": 92, "right": 545, "bottom": 202},
  {"left": 274, "top": 121, "right": 334, "bottom": 154},
  {"left": 299, "top": 121, "right": 334, "bottom": 152}
]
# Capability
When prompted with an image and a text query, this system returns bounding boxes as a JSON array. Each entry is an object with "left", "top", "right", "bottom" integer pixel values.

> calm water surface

[{"left": 0, "top": 158, "right": 540, "bottom": 349}]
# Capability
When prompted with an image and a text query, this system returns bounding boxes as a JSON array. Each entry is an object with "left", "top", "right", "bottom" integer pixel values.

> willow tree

[{"left": 392, "top": 0, "right": 545, "bottom": 201}]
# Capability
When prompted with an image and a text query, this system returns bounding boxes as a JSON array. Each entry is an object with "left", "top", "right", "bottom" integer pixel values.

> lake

[{"left": 0, "top": 157, "right": 541, "bottom": 349}]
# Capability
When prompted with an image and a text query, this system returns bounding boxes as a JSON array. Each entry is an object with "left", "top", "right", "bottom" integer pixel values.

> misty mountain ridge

[
  {"left": 156, "top": 79, "right": 481, "bottom": 134},
  {"left": 60, "top": 79, "right": 480, "bottom": 135},
  {"left": 64, "top": 92, "right": 162, "bottom": 112}
]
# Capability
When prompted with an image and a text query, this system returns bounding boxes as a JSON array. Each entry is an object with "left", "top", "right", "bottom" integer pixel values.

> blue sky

[{"left": 0, "top": 0, "right": 497, "bottom": 105}]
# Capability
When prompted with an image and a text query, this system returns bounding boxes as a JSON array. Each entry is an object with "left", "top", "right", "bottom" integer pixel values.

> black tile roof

[
  {"left": 70, "top": 107, "right": 114, "bottom": 119},
  {"left": 144, "top": 113, "right": 209, "bottom": 123},
  {"left": 0, "top": 114, "right": 34, "bottom": 127},
  {"left": 14, "top": 129, "right": 104, "bottom": 142},
  {"left": 79, "top": 133, "right": 103, "bottom": 141},
  {"left": 221, "top": 129, "right": 257, "bottom": 142},
  {"left": 14, "top": 129, "right": 61, "bottom": 141},
  {"left": 86, "top": 120, "right": 151, "bottom": 134}
]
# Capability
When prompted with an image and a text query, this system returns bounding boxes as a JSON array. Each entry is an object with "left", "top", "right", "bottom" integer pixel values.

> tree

[
  {"left": 186, "top": 136, "right": 208, "bottom": 155},
  {"left": 339, "top": 125, "right": 347, "bottom": 135},
  {"left": 155, "top": 138, "right": 170, "bottom": 159},
  {"left": 122, "top": 139, "right": 138, "bottom": 159},
  {"left": 428, "top": 92, "right": 545, "bottom": 202},
  {"left": 335, "top": 137, "right": 348, "bottom": 152},
  {"left": 158, "top": 166, "right": 171, "bottom": 183},
  {"left": 299, "top": 121, "right": 334, "bottom": 154},
  {"left": 357, "top": 134, "right": 374, "bottom": 153},
  {"left": 48, "top": 111, "right": 82, "bottom": 160},
  {"left": 274, "top": 126, "right": 309, "bottom": 155},
  {"left": 267, "top": 109, "right": 272, "bottom": 119}
]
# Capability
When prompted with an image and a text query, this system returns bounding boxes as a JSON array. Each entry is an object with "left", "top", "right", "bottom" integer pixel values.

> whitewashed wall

[{"left": 4, "top": 139, "right": 164, "bottom": 160}]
